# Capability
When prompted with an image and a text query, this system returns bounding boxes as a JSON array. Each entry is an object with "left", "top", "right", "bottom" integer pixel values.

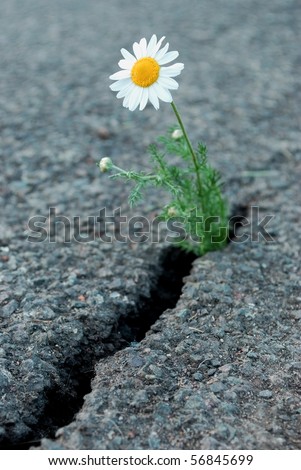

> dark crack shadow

[{"left": 0, "top": 246, "right": 196, "bottom": 450}]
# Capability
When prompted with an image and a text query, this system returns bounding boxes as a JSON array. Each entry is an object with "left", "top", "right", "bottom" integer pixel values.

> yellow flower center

[{"left": 131, "top": 57, "right": 160, "bottom": 88}]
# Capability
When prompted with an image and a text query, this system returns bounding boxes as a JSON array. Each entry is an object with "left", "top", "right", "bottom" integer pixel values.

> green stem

[
  {"left": 110, "top": 165, "right": 161, "bottom": 182},
  {"left": 171, "top": 101, "right": 202, "bottom": 196}
]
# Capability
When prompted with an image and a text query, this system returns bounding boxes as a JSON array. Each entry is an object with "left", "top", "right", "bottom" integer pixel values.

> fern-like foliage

[{"left": 103, "top": 127, "right": 228, "bottom": 256}]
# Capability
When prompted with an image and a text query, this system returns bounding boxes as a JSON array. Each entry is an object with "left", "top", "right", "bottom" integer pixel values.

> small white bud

[
  {"left": 172, "top": 129, "right": 183, "bottom": 140},
  {"left": 99, "top": 157, "right": 113, "bottom": 173},
  {"left": 167, "top": 206, "right": 178, "bottom": 217}
]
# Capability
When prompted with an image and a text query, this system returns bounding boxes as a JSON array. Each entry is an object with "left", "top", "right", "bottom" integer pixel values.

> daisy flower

[{"left": 109, "top": 35, "right": 184, "bottom": 111}]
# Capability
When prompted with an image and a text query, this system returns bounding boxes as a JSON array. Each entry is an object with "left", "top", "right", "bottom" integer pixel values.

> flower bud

[
  {"left": 172, "top": 129, "right": 183, "bottom": 140},
  {"left": 167, "top": 206, "right": 178, "bottom": 217},
  {"left": 99, "top": 157, "right": 113, "bottom": 173}
]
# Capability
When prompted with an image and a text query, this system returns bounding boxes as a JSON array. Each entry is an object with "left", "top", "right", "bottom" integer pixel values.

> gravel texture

[{"left": 0, "top": 0, "right": 300, "bottom": 450}]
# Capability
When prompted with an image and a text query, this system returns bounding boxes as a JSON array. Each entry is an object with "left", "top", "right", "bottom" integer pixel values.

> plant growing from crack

[{"left": 98, "top": 35, "right": 228, "bottom": 256}]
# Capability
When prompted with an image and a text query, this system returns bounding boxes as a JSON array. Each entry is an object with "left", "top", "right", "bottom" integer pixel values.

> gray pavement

[{"left": 0, "top": 0, "right": 300, "bottom": 449}]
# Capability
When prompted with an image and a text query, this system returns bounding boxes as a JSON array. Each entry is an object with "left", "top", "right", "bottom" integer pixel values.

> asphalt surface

[{"left": 0, "top": 0, "right": 300, "bottom": 450}]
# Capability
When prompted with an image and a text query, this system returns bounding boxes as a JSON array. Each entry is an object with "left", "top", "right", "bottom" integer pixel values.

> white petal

[
  {"left": 116, "top": 83, "right": 135, "bottom": 99},
  {"left": 146, "top": 34, "right": 157, "bottom": 56},
  {"left": 121, "top": 48, "right": 136, "bottom": 62},
  {"left": 109, "top": 78, "right": 132, "bottom": 91},
  {"left": 158, "top": 50, "right": 179, "bottom": 65},
  {"left": 150, "top": 36, "right": 166, "bottom": 57},
  {"left": 152, "top": 83, "right": 173, "bottom": 102},
  {"left": 148, "top": 85, "right": 160, "bottom": 110},
  {"left": 133, "top": 42, "right": 142, "bottom": 59},
  {"left": 136, "top": 87, "right": 144, "bottom": 111},
  {"left": 123, "top": 93, "right": 131, "bottom": 108},
  {"left": 160, "top": 63, "right": 184, "bottom": 77},
  {"left": 157, "top": 76, "right": 179, "bottom": 90},
  {"left": 110, "top": 69, "right": 131, "bottom": 80},
  {"left": 118, "top": 59, "right": 134, "bottom": 69},
  {"left": 139, "top": 38, "right": 147, "bottom": 57},
  {"left": 139, "top": 88, "right": 149, "bottom": 110},
  {"left": 154, "top": 42, "right": 169, "bottom": 61},
  {"left": 128, "top": 86, "right": 143, "bottom": 111}
]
